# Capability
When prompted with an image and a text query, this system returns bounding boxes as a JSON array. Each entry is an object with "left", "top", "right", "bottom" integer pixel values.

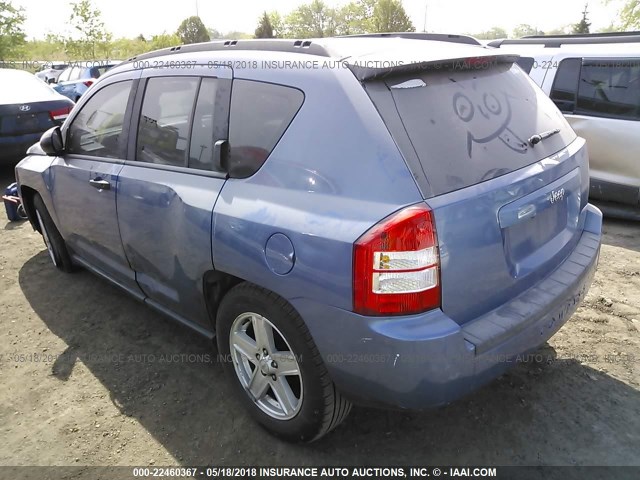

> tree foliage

[
  {"left": 208, "top": 28, "right": 222, "bottom": 39},
  {"left": 284, "top": 0, "right": 337, "bottom": 38},
  {"left": 255, "top": 11, "right": 274, "bottom": 38},
  {"left": 371, "top": 0, "right": 414, "bottom": 33},
  {"left": 176, "top": 16, "right": 210, "bottom": 44},
  {"left": 150, "top": 32, "right": 182, "bottom": 50},
  {"left": 0, "top": 0, "right": 26, "bottom": 60},
  {"left": 279, "top": 0, "right": 413, "bottom": 39},
  {"left": 268, "top": 12, "right": 285, "bottom": 38},
  {"left": 512, "top": 24, "right": 544, "bottom": 38},
  {"left": 65, "top": 0, "right": 112, "bottom": 59},
  {"left": 573, "top": 4, "right": 591, "bottom": 33},
  {"left": 619, "top": 0, "right": 640, "bottom": 29},
  {"left": 471, "top": 27, "right": 508, "bottom": 40},
  {"left": 334, "top": 0, "right": 372, "bottom": 35}
]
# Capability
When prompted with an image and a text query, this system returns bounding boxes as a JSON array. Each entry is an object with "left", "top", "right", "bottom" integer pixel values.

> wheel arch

[
  {"left": 203, "top": 272, "right": 309, "bottom": 338},
  {"left": 19, "top": 185, "right": 41, "bottom": 233},
  {"left": 202, "top": 270, "right": 244, "bottom": 329}
]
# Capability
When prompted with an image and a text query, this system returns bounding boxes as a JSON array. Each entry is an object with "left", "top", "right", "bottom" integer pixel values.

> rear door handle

[{"left": 89, "top": 178, "right": 111, "bottom": 190}]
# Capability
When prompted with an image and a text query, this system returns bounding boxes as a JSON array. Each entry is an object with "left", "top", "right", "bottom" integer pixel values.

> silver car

[{"left": 491, "top": 33, "right": 640, "bottom": 213}]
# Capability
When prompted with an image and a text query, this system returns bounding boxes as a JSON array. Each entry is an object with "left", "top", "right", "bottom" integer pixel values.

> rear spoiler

[{"left": 347, "top": 53, "right": 520, "bottom": 81}]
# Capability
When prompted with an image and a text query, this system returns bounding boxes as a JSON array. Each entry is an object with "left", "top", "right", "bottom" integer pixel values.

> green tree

[
  {"left": 596, "top": 23, "right": 621, "bottom": 33},
  {"left": 268, "top": 11, "right": 285, "bottom": 37},
  {"left": 334, "top": 1, "right": 370, "bottom": 35},
  {"left": 150, "top": 32, "right": 182, "bottom": 50},
  {"left": 0, "top": 1, "right": 26, "bottom": 60},
  {"left": 619, "top": 0, "right": 640, "bottom": 29},
  {"left": 573, "top": 4, "right": 591, "bottom": 33},
  {"left": 110, "top": 37, "right": 149, "bottom": 59},
  {"left": 221, "top": 31, "right": 253, "bottom": 39},
  {"left": 545, "top": 25, "right": 571, "bottom": 35},
  {"left": 371, "top": 0, "right": 415, "bottom": 33},
  {"left": 255, "top": 11, "right": 274, "bottom": 38},
  {"left": 65, "top": 0, "right": 112, "bottom": 59},
  {"left": 472, "top": 27, "right": 508, "bottom": 40},
  {"left": 208, "top": 28, "right": 222, "bottom": 39},
  {"left": 284, "top": 0, "right": 338, "bottom": 38},
  {"left": 176, "top": 16, "right": 210, "bottom": 44},
  {"left": 512, "top": 24, "right": 543, "bottom": 38},
  {"left": 23, "top": 35, "right": 67, "bottom": 61}
]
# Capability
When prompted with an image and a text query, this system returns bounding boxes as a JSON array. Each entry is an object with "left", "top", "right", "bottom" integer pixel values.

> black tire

[
  {"left": 216, "top": 282, "right": 352, "bottom": 442},
  {"left": 33, "top": 194, "right": 74, "bottom": 273}
]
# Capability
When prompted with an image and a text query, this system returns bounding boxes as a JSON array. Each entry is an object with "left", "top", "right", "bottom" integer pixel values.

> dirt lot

[{"left": 1, "top": 165, "right": 639, "bottom": 470}]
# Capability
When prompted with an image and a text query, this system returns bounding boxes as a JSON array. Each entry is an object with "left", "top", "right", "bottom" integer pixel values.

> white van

[{"left": 490, "top": 33, "right": 640, "bottom": 211}]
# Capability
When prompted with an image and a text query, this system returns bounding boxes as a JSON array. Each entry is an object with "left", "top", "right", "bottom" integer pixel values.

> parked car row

[
  {"left": 15, "top": 35, "right": 603, "bottom": 441},
  {"left": 34, "top": 62, "right": 69, "bottom": 84},
  {"left": 52, "top": 62, "right": 119, "bottom": 102}
]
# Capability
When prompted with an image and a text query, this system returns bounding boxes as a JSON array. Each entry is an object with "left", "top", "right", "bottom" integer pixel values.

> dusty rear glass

[{"left": 368, "top": 62, "right": 576, "bottom": 196}]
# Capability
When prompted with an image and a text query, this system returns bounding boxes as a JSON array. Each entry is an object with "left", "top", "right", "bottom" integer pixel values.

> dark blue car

[
  {"left": 0, "top": 69, "right": 73, "bottom": 164},
  {"left": 15, "top": 36, "right": 602, "bottom": 442}
]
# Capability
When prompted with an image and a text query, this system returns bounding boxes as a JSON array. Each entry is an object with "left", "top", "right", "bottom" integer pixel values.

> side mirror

[
  {"left": 40, "top": 127, "right": 64, "bottom": 156},
  {"left": 47, "top": 77, "right": 56, "bottom": 84}
]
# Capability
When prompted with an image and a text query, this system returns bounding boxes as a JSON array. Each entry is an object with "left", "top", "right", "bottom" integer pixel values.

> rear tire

[
  {"left": 216, "top": 283, "right": 351, "bottom": 442},
  {"left": 33, "top": 194, "right": 74, "bottom": 273}
]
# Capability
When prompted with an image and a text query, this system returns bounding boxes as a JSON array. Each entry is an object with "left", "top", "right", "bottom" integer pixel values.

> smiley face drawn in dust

[{"left": 453, "top": 88, "right": 528, "bottom": 158}]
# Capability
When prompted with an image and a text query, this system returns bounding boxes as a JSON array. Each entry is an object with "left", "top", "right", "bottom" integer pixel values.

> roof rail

[
  {"left": 489, "top": 32, "right": 640, "bottom": 48},
  {"left": 126, "top": 39, "right": 332, "bottom": 63},
  {"left": 125, "top": 34, "right": 486, "bottom": 64},
  {"left": 341, "top": 32, "right": 481, "bottom": 45}
]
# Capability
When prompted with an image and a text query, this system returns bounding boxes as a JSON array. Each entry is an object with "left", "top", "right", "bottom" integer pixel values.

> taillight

[
  {"left": 83, "top": 80, "right": 94, "bottom": 87},
  {"left": 353, "top": 204, "right": 440, "bottom": 316},
  {"left": 49, "top": 106, "right": 72, "bottom": 122}
]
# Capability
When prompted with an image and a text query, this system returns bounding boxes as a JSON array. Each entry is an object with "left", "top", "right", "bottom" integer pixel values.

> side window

[
  {"left": 228, "top": 80, "right": 304, "bottom": 178},
  {"left": 136, "top": 77, "right": 200, "bottom": 167},
  {"left": 550, "top": 58, "right": 581, "bottom": 113},
  {"left": 67, "top": 80, "right": 133, "bottom": 158},
  {"left": 576, "top": 60, "right": 640, "bottom": 120},
  {"left": 188, "top": 78, "right": 226, "bottom": 171},
  {"left": 516, "top": 57, "right": 535, "bottom": 74}
]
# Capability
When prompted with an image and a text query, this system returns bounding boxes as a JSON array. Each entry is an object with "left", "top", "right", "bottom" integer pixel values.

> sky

[{"left": 15, "top": 0, "right": 624, "bottom": 40}]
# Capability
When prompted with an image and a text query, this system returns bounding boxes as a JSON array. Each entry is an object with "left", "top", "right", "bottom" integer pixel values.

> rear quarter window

[{"left": 228, "top": 80, "right": 304, "bottom": 178}]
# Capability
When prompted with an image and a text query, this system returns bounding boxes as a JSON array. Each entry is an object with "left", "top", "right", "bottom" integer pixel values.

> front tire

[
  {"left": 33, "top": 194, "right": 74, "bottom": 273},
  {"left": 217, "top": 283, "right": 351, "bottom": 442}
]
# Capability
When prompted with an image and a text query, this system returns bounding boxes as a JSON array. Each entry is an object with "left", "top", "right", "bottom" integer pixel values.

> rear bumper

[
  {"left": 0, "top": 135, "right": 41, "bottom": 163},
  {"left": 293, "top": 204, "right": 602, "bottom": 409}
]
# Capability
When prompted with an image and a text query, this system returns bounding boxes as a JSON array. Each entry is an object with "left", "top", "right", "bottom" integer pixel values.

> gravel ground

[{"left": 0, "top": 166, "right": 638, "bottom": 472}]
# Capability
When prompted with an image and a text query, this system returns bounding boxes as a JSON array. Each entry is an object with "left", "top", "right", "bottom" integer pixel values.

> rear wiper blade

[{"left": 528, "top": 128, "right": 560, "bottom": 146}]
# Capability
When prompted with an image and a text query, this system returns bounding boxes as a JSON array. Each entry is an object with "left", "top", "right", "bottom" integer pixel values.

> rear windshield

[{"left": 367, "top": 62, "right": 576, "bottom": 196}]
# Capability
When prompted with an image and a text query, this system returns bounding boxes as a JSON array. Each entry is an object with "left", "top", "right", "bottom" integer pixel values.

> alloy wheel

[{"left": 229, "top": 312, "right": 303, "bottom": 420}]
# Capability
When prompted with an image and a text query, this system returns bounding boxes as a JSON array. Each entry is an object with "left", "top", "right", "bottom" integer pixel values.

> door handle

[{"left": 89, "top": 178, "right": 111, "bottom": 190}]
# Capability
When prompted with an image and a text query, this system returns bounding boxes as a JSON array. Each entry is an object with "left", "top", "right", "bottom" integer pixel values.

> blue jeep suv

[{"left": 15, "top": 35, "right": 602, "bottom": 442}]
